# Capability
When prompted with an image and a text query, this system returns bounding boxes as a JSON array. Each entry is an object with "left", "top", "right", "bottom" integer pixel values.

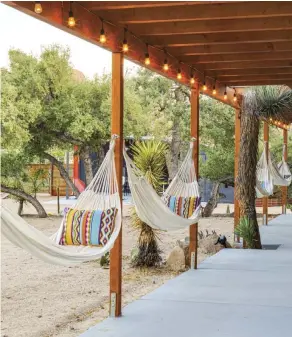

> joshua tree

[
  {"left": 130, "top": 141, "right": 168, "bottom": 267},
  {"left": 238, "top": 86, "right": 292, "bottom": 248}
]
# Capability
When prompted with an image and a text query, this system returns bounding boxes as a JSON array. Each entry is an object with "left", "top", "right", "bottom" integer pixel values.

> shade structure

[{"left": 4, "top": 1, "right": 292, "bottom": 110}]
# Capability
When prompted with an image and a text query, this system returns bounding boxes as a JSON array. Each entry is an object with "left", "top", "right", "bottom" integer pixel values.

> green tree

[
  {"left": 1, "top": 151, "right": 47, "bottom": 217},
  {"left": 238, "top": 86, "right": 292, "bottom": 249}
]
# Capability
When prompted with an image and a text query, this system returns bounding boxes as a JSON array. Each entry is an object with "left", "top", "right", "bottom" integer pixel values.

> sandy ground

[{"left": 0, "top": 196, "right": 236, "bottom": 337}]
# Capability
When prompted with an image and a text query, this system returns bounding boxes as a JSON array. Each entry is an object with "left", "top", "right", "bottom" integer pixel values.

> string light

[
  {"left": 212, "top": 82, "right": 217, "bottom": 95},
  {"left": 177, "top": 67, "right": 182, "bottom": 80},
  {"left": 34, "top": 1, "right": 42, "bottom": 14},
  {"left": 99, "top": 20, "right": 106, "bottom": 43},
  {"left": 145, "top": 44, "right": 150, "bottom": 65},
  {"left": 122, "top": 28, "right": 128, "bottom": 52},
  {"left": 190, "top": 72, "right": 195, "bottom": 85},
  {"left": 163, "top": 53, "right": 169, "bottom": 71},
  {"left": 203, "top": 81, "right": 207, "bottom": 91},
  {"left": 68, "top": 2, "right": 76, "bottom": 28},
  {"left": 269, "top": 118, "right": 273, "bottom": 122},
  {"left": 233, "top": 88, "right": 237, "bottom": 102},
  {"left": 223, "top": 86, "right": 227, "bottom": 100}
]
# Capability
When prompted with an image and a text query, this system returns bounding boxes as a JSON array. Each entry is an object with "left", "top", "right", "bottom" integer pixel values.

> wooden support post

[
  {"left": 110, "top": 53, "right": 123, "bottom": 317},
  {"left": 234, "top": 108, "right": 241, "bottom": 242},
  {"left": 189, "top": 84, "right": 199, "bottom": 269},
  {"left": 263, "top": 122, "right": 269, "bottom": 225},
  {"left": 282, "top": 129, "right": 288, "bottom": 214}
]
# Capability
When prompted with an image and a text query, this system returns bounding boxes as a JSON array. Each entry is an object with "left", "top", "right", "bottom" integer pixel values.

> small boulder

[
  {"left": 199, "top": 233, "right": 223, "bottom": 255},
  {"left": 166, "top": 246, "right": 185, "bottom": 271}
]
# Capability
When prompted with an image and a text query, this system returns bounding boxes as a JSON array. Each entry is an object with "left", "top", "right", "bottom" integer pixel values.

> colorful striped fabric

[
  {"left": 59, "top": 208, "right": 117, "bottom": 246},
  {"left": 166, "top": 196, "right": 201, "bottom": 219}
]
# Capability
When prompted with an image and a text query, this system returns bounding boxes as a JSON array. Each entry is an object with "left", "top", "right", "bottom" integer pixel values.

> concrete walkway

[{"left": 80, "top": 215, "right": 292, "bottom": 337}]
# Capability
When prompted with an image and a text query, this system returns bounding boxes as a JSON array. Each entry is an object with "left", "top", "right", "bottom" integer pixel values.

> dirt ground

[{"left": 1, "top": 200, "right": 234, "bottom": 337}]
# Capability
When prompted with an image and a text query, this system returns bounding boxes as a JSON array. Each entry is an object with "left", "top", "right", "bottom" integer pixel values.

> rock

[
  {"left": 177, "top": 239, "right": 189, "bottom": 266},
  {"left": 166, "top": 246, "right": 185, "bottom": 271},
  {"left": 199, "top": 233, "right": 223, "bottom": 255}
]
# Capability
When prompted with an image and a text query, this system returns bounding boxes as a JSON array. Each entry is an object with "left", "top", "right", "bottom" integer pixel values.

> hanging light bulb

[
  {"left": 163, "top": 58, "right": 169, "bottom": 71},
  {"left": 68, "top": 2, "right": 76, "bottom": 27},
  {"left": 269, "top": 117, "right": 273, "bottom": 122},
  {"left": 177, "top": 68, "right": 182, "bottom": 80},
  {"left": 34, "top": 1, "right": 42, "bottom": 14},
  {"left": 144, "top": 44, "right": 150, "bottom": 65},
  {"left": 122, "top": 28, "right": 128, "bottom": 52},
  {"left": 223, "top": 85, "right": 227, "bottom": 100},
  {"left": 233, "top": 89, "right": 237, "bottom": 102},
  {"left": 99, "top": 20, "right": 106, "bottom": 43},
  {"left": 190, "top": 73, "right": 195, "bottom": 85},
  {"left": 212, "top": 83, "right": 217, "bottom": 95},
  {"left": 203, "top": 81, "right": 207, "bottom": 91}
]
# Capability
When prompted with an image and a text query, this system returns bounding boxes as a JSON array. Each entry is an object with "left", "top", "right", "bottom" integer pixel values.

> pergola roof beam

[
  {"left": 204, "top": 60, "right": 292, "bottom": 70},
  {"left": 146, "top": 30, "right": 292, "bottom": 47},
  {"left": 168, "top": 41, "right": 292, "bottom": 56},
  {"left": 92, "top": 1, "right": 292, "bottom": 24},
  {"left": 130, "top": 17, "right": 292, "bottom": 36}
]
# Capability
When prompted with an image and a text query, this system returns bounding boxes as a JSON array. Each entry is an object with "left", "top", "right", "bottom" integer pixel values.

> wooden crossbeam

[
  {"left": 208, "top": 67, "right": 292, "bottom": 77},
  {"left": 204, "top": 60, "right": 292, "bottom": 70},
  {"left": 168, "top": 41, "right": 292, "bottom": 56},
  {"left": 220, "top": 74, "right": 292, "bottom": 83},
  {"left": 93, "top": 1, "right": 292, "bottom": 24},
  {"left": 146, "top": 30, "right": 292, "bottom": 47},
  {"left": 224, "top": 79, "right": 292, "bottom": 86},
  {"left": 182, "top": 51, "right": 292, "bottom": 63},
  {"left": 81, "top": 1, "right": 195, "bottom": 10},
  {"left": 130, "top": 17, "right": 292, "bottom": 36}
]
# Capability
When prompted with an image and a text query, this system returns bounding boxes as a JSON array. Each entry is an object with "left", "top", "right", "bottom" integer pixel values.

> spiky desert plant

[
  {"left": 237, "top": 86, "right": 292, "bottom": 249},
  {"left": 234, "top": 217, "right": 256, "bottom": 249},
  {"left": 130, "top": 140, "right": 168, "bottom": 267}
]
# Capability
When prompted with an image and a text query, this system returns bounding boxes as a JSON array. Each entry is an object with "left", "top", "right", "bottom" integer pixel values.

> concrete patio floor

[{"left": 80, "top": 214, "right": 292, "bottom": 337}]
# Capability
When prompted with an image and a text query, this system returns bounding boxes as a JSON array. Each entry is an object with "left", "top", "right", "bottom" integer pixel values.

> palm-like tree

[
  {"left": 130, "top": 141, "right": 168, "bottom": 267},
  {"left": 238, "top": 86, "right": 292, "bottom": 248}
]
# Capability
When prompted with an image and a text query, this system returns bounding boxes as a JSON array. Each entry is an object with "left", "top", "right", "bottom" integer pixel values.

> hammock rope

[
  {"left": 1, "top": 136, "right": 122, "bottom": 266},
  {"left": 123, "top": 139, "right": 201, "bottom": 231}
]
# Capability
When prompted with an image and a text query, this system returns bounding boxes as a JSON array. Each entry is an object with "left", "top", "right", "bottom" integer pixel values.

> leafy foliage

[{"left": 234, "top": 217, "right": 257, "bottom": 249}]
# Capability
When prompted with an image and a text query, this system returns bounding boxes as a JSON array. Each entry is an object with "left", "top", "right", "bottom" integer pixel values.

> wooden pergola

[{"left": 5, "top": 0, "right": 291, "bottom": 317}]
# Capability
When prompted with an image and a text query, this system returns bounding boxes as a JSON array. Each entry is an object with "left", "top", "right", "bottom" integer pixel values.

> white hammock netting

[
  {"left": 1, "top": 138, "right": 122, "bottom": 266},
  {"left": 256, "top": 144, "right": 291, "bottom": 198},
  {"left": 124, "top": 140, "right": 201, "bottom": 231}
]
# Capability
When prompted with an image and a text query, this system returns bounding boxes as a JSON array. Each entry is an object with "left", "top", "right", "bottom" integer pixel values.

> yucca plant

[
  {"left": 234, "top": 217, "right": 257, "bottom": 249},
  {"left": 130, "top": 141, "right": 168, "bottom": 267},
  {"left": 237, "top": 85, "right": 292, "bottom": 249}
]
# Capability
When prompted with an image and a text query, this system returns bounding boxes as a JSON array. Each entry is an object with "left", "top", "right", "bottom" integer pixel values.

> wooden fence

[{"left": 28, "top": 163, "right": 74, "bottom": 196}]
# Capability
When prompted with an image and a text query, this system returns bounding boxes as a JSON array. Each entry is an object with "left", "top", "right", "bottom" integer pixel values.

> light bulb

[
  {"left": 269, "top": 118, "right": 273, "bottom": 122},
  {"left": 177, "top": 70, "right": 182, "bottom": 80},
  {"left": 68, "top": 11, "right": 76, "bottom": 27},
  {"left": 233, "top": 94, "right": 237, "bottom": 102},
  {"left": 145, "top": 53, "right": 150, "bottom": 65},
  {"left": 34, "top": 1, "right": 42, "bottom": 14},
  {"left": 163, "top": 59, "right": 169, "bottom": 71},
  {"left": 203, "top": 82, "right": 207, "bottom": 91},
  {"left": 223, "top": 92, "right": 227, "bottom": 100},
  {"left": 190, "top": 76, "right": 195, "bottom": 85},
  {"left": 122, "top": 39, "right": 128, "bottom": 52},
  {"left": 100, "top": 28, "right": 106, "bottom": 43}
]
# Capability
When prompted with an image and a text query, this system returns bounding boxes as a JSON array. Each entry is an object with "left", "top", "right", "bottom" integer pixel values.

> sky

[{"left": 0, "top": 3, "right": 139, "bottom": 78}]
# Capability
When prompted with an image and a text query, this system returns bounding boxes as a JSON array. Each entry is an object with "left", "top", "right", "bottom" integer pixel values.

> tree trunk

[
  {"left": 79, "top": 146, "right": 94, "bottom": 185},
  {"left": 43, "top": 152, "right": 80, "bottom": 197},
  {"left": 203, "top": 182, "right": 221, "bottom": 217},
  {"left": 18, "top": 199, "right": 24, "bottom": 216},
  {"left": 1, "top": 185, "right": 47, "bottom": 218},
  {"left": 237, "top": 107, "right": 262, "bottom": 249}
]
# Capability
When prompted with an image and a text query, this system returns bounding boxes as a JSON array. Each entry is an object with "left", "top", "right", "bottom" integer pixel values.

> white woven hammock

[
  {"left": 124, "top": 140, "right": 201, "bottom": 230},
  {"left": 256, "top": 144, "right": 290, "bottom": 198},
  {"left": 277, "top": 144, "right": 292, "bottom": 185},
  {"left": 1, "top": 138, "right": 121, "bottom": 266}
]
